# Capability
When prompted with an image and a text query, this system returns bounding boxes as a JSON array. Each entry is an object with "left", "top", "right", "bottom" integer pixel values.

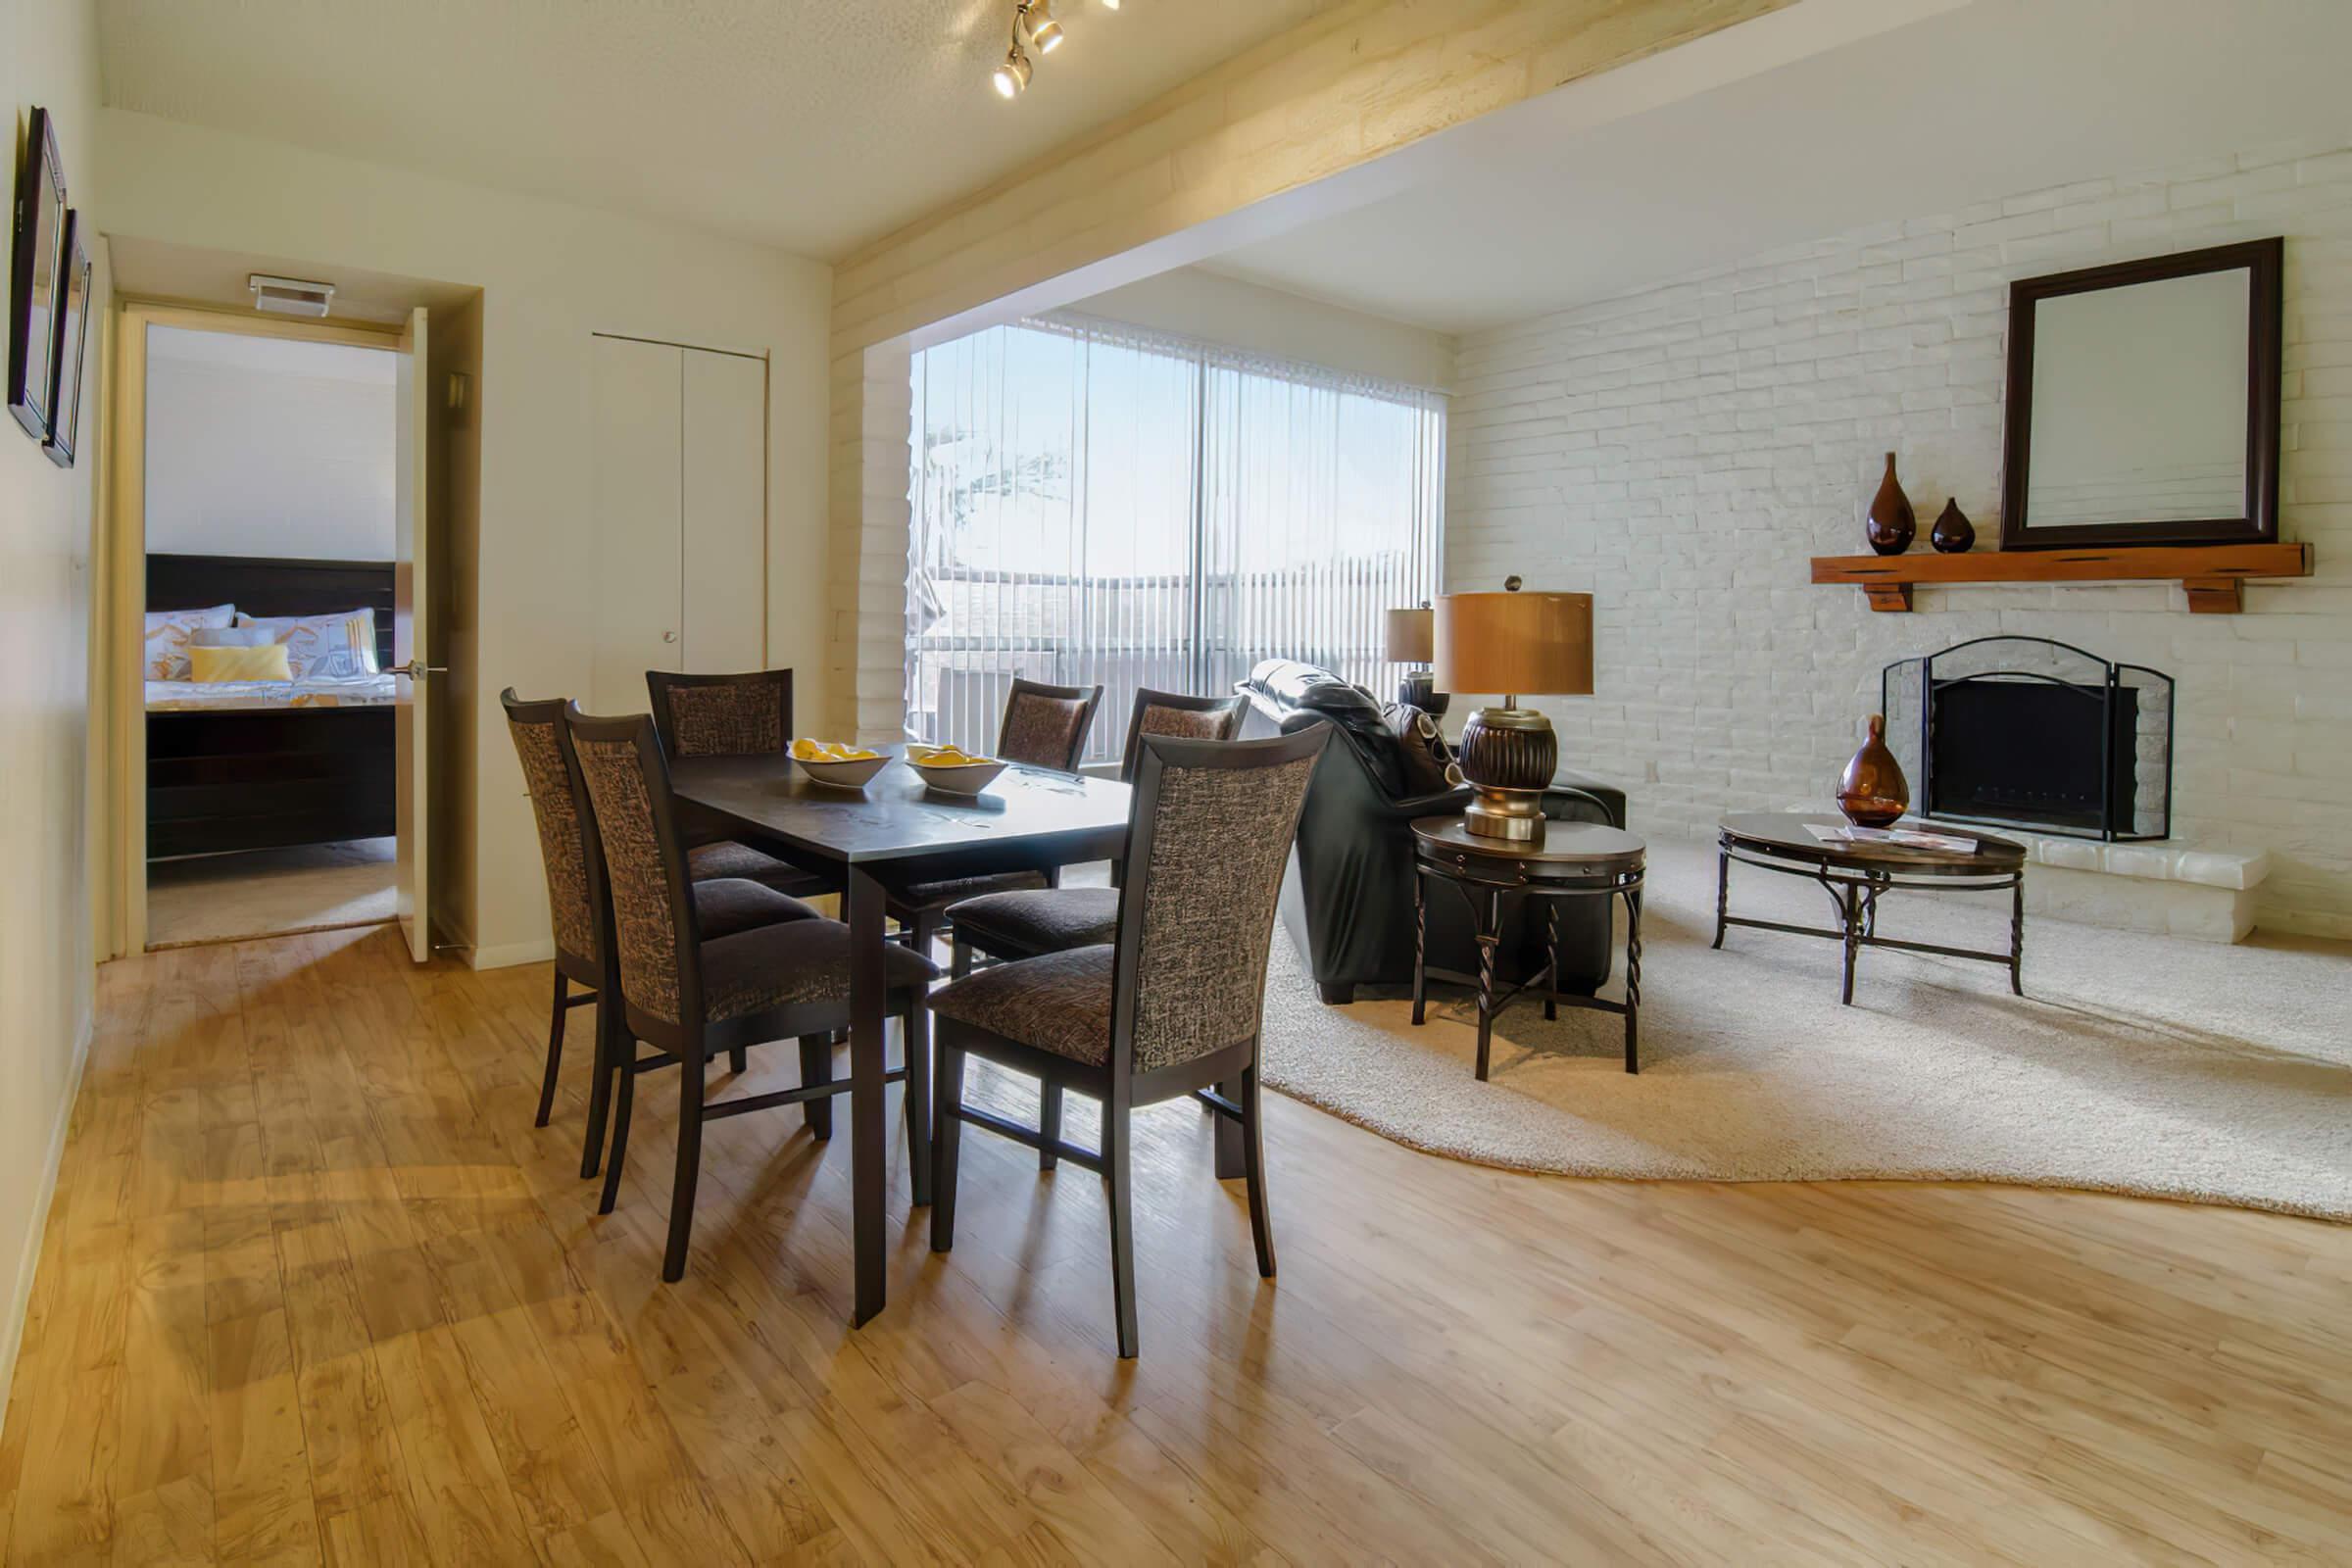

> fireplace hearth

[{"left": 1882, "top": 637, "right": 2173, "bottom": 843}]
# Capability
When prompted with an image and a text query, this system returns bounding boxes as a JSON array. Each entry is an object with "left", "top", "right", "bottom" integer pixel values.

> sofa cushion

[{"left": 1381, "top": 703, "right": 1453, "bottom": 796}]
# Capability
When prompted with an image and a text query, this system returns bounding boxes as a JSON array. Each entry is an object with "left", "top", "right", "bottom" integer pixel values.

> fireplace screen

[{"left": 1883, "top": 637, "right": 2172, "bottom": 842}]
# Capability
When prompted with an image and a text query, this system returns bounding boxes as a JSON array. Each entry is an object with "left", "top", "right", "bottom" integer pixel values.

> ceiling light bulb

[
  {"left": 992, "top": 45, "right": 1032, "bottom": 97},
  {"left": 1099, "top": 0, "right": 1118, "bottom": 9},
  {"left": 1025, "top": 0, "right": 1065, "bottom": 52}
]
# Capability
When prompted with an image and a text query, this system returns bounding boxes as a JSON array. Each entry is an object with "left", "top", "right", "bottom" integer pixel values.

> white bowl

[
  {"left": 907, "top": 755, "right": 1008, "bottom": 796},
  {"left": 792, "top": 751, "right": 890, "bottom": 790}
]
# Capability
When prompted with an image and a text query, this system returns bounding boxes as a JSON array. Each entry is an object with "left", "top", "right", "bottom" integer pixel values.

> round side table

[{"left": 1410, "top": 816, "right": 1648, "bottom": 1077}]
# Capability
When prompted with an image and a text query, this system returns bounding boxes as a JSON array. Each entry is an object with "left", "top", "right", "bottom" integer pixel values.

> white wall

[
  {"left": 144, "top": 327, "right": 395, "bottom": 560},
  {"left": 0, "top": 0, "right": 103, "bottom": 1439},
  {"left": 1446, "top": 137, "right": 2352, "bottom": 938},
  {"left": 100, "top": 108, "right": 834, "bottom": 967},
  {"left": 1071, "top": 267, "right": 1456, "bottom": 391}
]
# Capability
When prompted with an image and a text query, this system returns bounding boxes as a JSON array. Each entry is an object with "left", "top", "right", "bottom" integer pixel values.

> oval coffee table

[
  {"left": 1410, "top": 816, "right": 1647, "bottom": 1076},
  {"left": 1713, "top": 811, "right": 2027, "bottom": 1004}
]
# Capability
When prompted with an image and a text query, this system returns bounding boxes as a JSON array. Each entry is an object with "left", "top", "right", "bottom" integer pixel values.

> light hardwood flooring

[{"left": 3, "top": 923, "right": 2349, "bottom": 1564}]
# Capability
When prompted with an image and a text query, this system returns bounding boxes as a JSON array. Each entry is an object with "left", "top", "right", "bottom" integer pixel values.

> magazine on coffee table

[{"left": 1803, "top": 822, "right": 1982, "bottom": 853}]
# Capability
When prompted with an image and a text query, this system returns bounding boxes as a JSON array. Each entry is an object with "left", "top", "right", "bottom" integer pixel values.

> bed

[{"left": 145, "top": 554, "right": 399, "bottom": 859}]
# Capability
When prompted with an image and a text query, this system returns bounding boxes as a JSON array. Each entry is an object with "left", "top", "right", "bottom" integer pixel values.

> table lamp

[
  {"left": 1434, "top": 576, "right": 1593, "bottom": 841},
  {"left": 1383, "top": 603, "right": 1448, "bottom": 714}
]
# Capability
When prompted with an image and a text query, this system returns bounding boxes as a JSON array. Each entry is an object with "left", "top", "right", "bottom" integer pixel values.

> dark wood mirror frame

[{"left": 1999, "top": 235, "right": 2282, "bottom": 551}]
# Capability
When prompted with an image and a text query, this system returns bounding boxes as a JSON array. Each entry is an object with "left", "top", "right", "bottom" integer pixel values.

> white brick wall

[{"left": 1446, "top": 139, "right": 2352, "bottom": 938}]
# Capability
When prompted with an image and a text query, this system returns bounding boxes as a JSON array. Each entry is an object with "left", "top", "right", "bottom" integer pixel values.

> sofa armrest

[{"left": 1549, "top": 766, "right": 1627, "bottom": 829}]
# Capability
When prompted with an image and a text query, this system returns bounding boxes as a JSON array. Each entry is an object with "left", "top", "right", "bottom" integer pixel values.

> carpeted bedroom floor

[{"left": 1251, "top": 837, "right": 2352, "bottom": 1220}]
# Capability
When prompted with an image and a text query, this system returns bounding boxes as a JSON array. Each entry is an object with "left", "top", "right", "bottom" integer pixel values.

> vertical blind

[{"left": 906, "top": 314, "right": 1446, "bottom": 763}]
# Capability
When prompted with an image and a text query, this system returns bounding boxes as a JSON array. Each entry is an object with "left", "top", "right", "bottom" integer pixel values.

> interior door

[
  {"left": 590, "top": 335, "right": 685, "bottom": 710},
  {"left": 393, "top": 306, "right": 433, "bottom": 962},
  {"left": 681, "top": 348, "right": 767, "bottom": 672}
]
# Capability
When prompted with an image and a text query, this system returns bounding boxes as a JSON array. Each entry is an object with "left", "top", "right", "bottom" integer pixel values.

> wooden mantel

[{"left": 1810, "top": 542, "right": 2313, "bottom": 612}]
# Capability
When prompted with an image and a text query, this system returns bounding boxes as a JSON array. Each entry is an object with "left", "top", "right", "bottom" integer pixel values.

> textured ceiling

[
  {"left": 1204, "top": 0, "right": 2352, "bottom": 333},
  {"left": 98, "top": 0, "right": 1345, "bottom": 261}
]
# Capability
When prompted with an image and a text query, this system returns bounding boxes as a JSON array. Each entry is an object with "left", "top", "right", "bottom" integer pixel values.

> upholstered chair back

[
  {"left": 997, "top": 678, "right": 1103, "bottom": 772},
  {"left": 1118, "top": 688, "right": 1249, "bottom": 783},
  {"left": 1113, "top": 726, "right": 1327, "bottom": 1075},
  {"left": 502, "top": 689, "right": 600, "bottom": 968},
  {"left": 647, "top": 668, "right": 792, "bottom": 760},
  {"left": 566, "top": 711, "right": 699, "bottom": 1029}
]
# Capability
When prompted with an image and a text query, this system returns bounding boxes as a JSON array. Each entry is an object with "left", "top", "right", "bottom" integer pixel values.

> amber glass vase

[
  {"left": 1864, "top": 453, "right": 1915, "bottom": 556},
  {"left": 1837, "top": 713, "right": 1910, "bottom": 827}
]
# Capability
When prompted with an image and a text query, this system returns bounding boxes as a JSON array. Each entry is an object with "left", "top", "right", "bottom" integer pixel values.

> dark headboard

[{"left": 147, "top": 553, "right": 396, "bottom": 672}]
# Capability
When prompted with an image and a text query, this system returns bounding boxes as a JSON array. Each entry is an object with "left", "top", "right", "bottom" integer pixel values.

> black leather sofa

[{"left": 1237, "top": 660, "right": 1628, "bottom": 1005}]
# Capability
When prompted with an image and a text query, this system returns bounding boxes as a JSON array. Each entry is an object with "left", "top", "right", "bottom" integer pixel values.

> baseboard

[
  {"left": 470, "top": 936, "right": 555, "bottom": 971},
  {"left": 0, "top": 1007, "right": 96, "bottom": 1441}
]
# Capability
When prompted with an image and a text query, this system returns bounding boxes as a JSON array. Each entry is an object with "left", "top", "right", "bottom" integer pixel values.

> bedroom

[{"left": 135, "top": 316, "right": 400, "bottom": 946}]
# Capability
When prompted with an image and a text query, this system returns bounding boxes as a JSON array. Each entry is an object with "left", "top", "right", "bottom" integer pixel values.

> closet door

[
  {"left": 681, "top": 348, "right": 766, "bottom": 675},
  {"left": 589, "top": 335, "right": 684, "bottom": 712}
]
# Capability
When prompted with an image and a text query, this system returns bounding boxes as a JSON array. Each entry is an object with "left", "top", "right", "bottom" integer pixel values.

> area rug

[{"left": 1254, "top": 838, "right": 2352, "bottom": 1220}]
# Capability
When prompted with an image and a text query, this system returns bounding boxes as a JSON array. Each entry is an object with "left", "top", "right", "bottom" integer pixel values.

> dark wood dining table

[{"left": 667, "top": 747, "right": 1134, "bottom": 1326}]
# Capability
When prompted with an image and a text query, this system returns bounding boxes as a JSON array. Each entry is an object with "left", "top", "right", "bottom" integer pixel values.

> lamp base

[{"left": 1455, "top": 705, "right": 1556, "bottom": 841}]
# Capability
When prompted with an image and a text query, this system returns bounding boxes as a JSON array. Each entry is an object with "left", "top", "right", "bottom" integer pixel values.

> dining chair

[
  {"left": 504, "top": 689, "right": 823, "bottom": 1176},
  {"left": 566, "top": 709, "right": 940, "bottom": 1281},
  {"left": 884, "top": 676, "right": 1105, "bottom": 960},
  {"left": 646, "top": 667, "right": 837, "bottom": 902},
  {"left": 942, "top": 687, "right": 1249, "bottom": 1168},
  {"left": 925, "top": 722, "right": 1329, "bottom": 1357}
]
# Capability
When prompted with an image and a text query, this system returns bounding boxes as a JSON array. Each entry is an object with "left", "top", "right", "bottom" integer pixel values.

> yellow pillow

[{"left": 190, "top": 643, "right": 293, "bottom": 682}]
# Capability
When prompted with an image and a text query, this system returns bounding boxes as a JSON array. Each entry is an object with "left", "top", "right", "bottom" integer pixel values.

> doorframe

[{"left": 97, "top": 299, "right": 406, "bottom": 959}]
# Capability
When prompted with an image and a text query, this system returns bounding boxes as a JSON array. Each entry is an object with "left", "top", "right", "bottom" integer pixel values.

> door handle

[
  {"left": 662, "top": 630, "right": 678, "bottom": 643},
  {"left": 401, "top": 659, "right": 449, "bottom": 678}
]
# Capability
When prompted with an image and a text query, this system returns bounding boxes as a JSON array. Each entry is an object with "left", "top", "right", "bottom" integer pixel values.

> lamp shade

[
  {"left": 1383, "top": 606, "right": 1433, "bottom": 662},
  {"left": 1434, "top": 590, "right": 1593, "bottom": 697}
]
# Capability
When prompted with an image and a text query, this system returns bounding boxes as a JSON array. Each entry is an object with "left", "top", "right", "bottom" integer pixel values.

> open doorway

[{"left": 136, "top": 319, "right": 402, "bottom": 947}]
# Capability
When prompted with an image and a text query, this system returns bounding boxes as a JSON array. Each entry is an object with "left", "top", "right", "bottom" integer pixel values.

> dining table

[{"left": 667, "top": 746, "right": 1134, "bottom": 1327}]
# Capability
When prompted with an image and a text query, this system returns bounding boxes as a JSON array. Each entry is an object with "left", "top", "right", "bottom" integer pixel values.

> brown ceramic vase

[
  {"left": 1837, "top": 713, "right": 1910, "bottom": 828},
  {"left": 1864, "top": 453, "right": 1915, "bottom": 556},
  {"left": 1931, "top": 497, "right": 1975, "bottom": 554}
]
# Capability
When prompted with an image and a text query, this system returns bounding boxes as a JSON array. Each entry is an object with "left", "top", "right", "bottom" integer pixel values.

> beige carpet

[
  {"left": 1256, "top": 838, "right": 2352, "bottom": 1220},
  {"left": 148, "top": 836, "right": 398, "bottom": 948}
]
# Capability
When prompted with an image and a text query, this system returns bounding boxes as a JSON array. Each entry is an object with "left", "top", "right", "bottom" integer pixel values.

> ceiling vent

[{"left": 248, "top": 273, "right": 335, "bottom": 318}]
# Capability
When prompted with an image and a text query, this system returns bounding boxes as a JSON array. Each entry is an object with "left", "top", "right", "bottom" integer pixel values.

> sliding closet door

[
  {"left": 681, "top": 348, "right": 765, "bottom": 674},
  {"left": 589, "top": 335, "right": 685, "bottom": 711}
]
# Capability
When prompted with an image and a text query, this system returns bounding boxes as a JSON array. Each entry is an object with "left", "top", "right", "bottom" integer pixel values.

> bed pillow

[
  {"left": 191, "top": 643, "right": 294, "bottom": 682},
  {"left": 234, "top": 608, "right": 379, "bottom": 678},
  {"left": 191, "top": 625, "right": 276, "bottom": 649},
  {"left": 144, "top": 603, "right": 236, "bottom": 679}
]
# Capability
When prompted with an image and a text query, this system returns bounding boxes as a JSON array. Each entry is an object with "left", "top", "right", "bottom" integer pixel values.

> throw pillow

[
  {"left": 235, "top": 608, "right": 380, "bottom": 678},
  {"left": 191, "top": 625, "right": 276, "bottom": 649},
  {"left": 143, "top": 603, "right": 236, "bottom": 680},
  {"left": 191, "top": 643, "right": 294, "bottom": 682},
  {"left": 1382, "top": 702, "right": 1454, "bottom": 796}
]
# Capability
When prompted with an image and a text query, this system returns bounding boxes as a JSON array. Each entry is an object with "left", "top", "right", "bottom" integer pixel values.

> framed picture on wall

[
  {"left": 8, "top": 106, "right": 68, "bottom": 441},
  {"left": 43, "top": 210, "right": 90, "bottom": 467}
]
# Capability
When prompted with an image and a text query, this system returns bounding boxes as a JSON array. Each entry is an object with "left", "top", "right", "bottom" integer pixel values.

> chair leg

[
  {"left": 902, "top": 1003, "right": 933, "bottom": 1207},
  {"left": 1038, "top": 1084, "right": 1062, "bottom": 1172},
  {"left": 580, "top": 995, "right": 614, "bottom": 1180},
  {"left": 1242, "top": 1061, "right": 1277, "bottom": 1279},
  {"left": 535, "top": 971, "right": 567, "bottom": 1128},
  {"left": 598, "top": 1042, "right": 635, "bottom": 1216},
  {"left": 951, "top": 938, "right": 972, "bottom": 980},
  {"left": 728, "top": 1043, "right": 748, "bottom": 1076},
  {"left": 930, "top": 1043, "right": 965, "bottom": 1252},
  {"left": 799, "top": 1035, "right": 833, "bottom": 1140},
  {"left": 1105, "top": 1106, "right": 1140, "bottom": 1359},
  {"left": 662, "top": 1049, "right": 707, "bottom": 1283},
  {"left": 912, "top": 908, "right": 941, "bottom": 968}
]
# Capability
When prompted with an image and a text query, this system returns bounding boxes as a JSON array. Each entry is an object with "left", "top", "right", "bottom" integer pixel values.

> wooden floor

[{"left": 4, "top": 926, "right": 2349, "bottom": 1565}]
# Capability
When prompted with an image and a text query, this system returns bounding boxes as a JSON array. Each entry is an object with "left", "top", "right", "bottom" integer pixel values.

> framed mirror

[{"left": 1999, "top": 236, "right": 2281, "bottom": 550}]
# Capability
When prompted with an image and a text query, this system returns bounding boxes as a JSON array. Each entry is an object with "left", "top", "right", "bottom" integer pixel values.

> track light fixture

[{"left": 990, "top": 0, "right": 1114, "bottom": 99}]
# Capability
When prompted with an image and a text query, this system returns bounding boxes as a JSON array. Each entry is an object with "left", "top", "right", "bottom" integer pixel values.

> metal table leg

[
  {"left": 1410, "top": 869, "right": 1428, "bottom": 1026},
  {"left": 1622, "top": 883, "right": 1642, "bottom": 1074}
]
